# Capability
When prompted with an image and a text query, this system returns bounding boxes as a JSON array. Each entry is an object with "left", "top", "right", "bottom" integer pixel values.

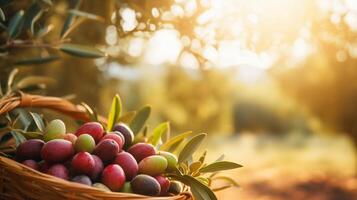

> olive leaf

[
  {"left": 196, "top": 176, "right": 210, "bottom": 186},
  {"left": 59, "top": 43, "right": 105, "bottom": 58},
  {"left": 14, "top": 55, "right": 59, "bottom": 65},
  {"left": 189, "top": 161, "right": 203, "bottom": 175},
  {"left": 7, "top": 68, "right": 18, "bottom": 94},
  {"left": 29, "top": 112, "right": 45, "bottom": 132},
  {"left": 199, "top": 150, "right": 207, "bottom": 163},
  {"left": 212, "top": 185, "right": 232, "bottom": 192},
  {"left": 179, "top": 162, "right": 189, "bottom": 175},
  {"left": 163, "top": 122, "right": 171, "bottom": 143},
  {"left": 35, "top": 24, "right": 54, "bottom": 38},
  {"left": 160, "top": 131, "right": 193, "bottom": 151},
  {"left": 199, "top": 161, "right": 242, "bottom": 173},
  {"left": 10, "top": 131, "right": 26, "bottom": 147},
  {"left": 178, "top": 133, "right": 206, "bottom": 163},
  {"left": 68, "top": 9, "right": 105, "bottom": 22},
  {"left": 11, "top": 109, "right": 32, "bottom": 131},
  {"left": 129, "top": 105, "right": 151, "bottom": 135},
  {"left": 118, "top": 111, "right": 136, "bottom": 123},
  {"left": 169, "top": 138, "right": 185, "bottom": 153},
  {"left": 60, "top": 0, "right": 82, "bottom": 37},
  {"left": 23, "top": 2, "right": 42, "bottom": 35},
  {"left": 8, "top": 10, "right": 24, "bottom": 38},
  {"left": 185, "top": 175, "right": 217, "bottom": 200},
  {"left": 81, "top": 102, "right": 98, "bottom": 122},
  {"left": 16, "top": 76, "right": 55, "bottom": 90},
  {"left": 17, "top": 130, "right": 43, "bottom": 139},
  {"left": 144, "top": 126, "right": 150, "bottom": 137},
  {"left": 211, "top": 176, "right": 240, "bottom": 187},
  {"left": 0, "top": 8, "right": 5, "bottom": 21},
  {"left": 107, "top": 94, "right": 122, "bottom": 131},
  {"left": 148, "top": 122, "right": 169, "bottom": 146},
  {"left": 171, "top": 166, "right": 183, "bottom": 176},
  {"left": 169, "top": 174, "right": 217, "bottom": 200},
  {"left": 211, "top": 176, "right": 240, "bottom": 192}
]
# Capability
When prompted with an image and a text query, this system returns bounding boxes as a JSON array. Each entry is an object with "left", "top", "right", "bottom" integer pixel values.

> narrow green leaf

[
  {"left": 199, "top": 150, "right": 207, "bottom": 163},
  {"left": 196, "top": 176, "right": 210, "bottom": 186},
  {"left": 118, "top": 111, "right": 136, "bottom": 123},
  {"left": 169, "top": 174, "right": 217, "bottom": 200},
  {"left": 19, "top": 131, "right": 43, "bottom": 139},
  {"left": 189, "top": 161, "right": 203, "bottom": 175},
  {"left": 187, "top": 175, "right": 217, "bottom": 200},
  {"left": 0, "top": 8, "right": 5, "bottom": 21},
  {"left": 164, "top": 122, "right": 171, "bottom": 143},
  {"left": 129, "top": 106, "right": 151, "bottom": 135},
  {"left": 8, "top": 10, "right": 24, "bottom": 38},
  {"left": 35, "top": 24, "right": 54, "bottom": 38},
  {"left": 59, "top": 43, "right": 105, "bottom": 58},
  {"left": 16, "top": 76, "right": 55, "bottom": 90},
  {"left": 23, "top": 2, "right": 42, "bottom": 35},
  {"left": 10, "top": 131, "right": 26, "bottom": 147},
  {"left": 29, "top": 112, "right": 45, "bottom": 132},
  {"left": 12, "top": 109, "right": 32, "bottom": 131},
  {"left": 212, "top": 176, "right": 240, "bottom": 187},
  {"left": 81, "top": 102, "right": 98, "bottom": 122},
  {"left": 171, "top": 166, "right": 183, "bottom": 175},
  {"left": 212, "top": 185, "right": 232, "bottom": 192},
  {"left": 107, "top": 94, "right": 122, "bottom": 131},
  {"left": 160, "top": 131, "right": 193, "bottom": 151},
  {"left": 60, "top": 0, "right": 81, "bottom": 37},
  {"left": 199, "top": 161, "right": 243, "bottom": 173},
  {"left": 178, "top": 133, "right": 207, "bottom": 163},
  {"left": 179, "top": 162, "right": 189, "bottom": 175},
  {"left": 169, "top": 138, "right": 186, "bottom": 153},
  {"left": 148, "top": 122, "right": 169, "bottom": 146},
  {"left": 68, "top": 9, "right": 104, "bottom": 22},
  {"left": 142, "top": 125, "right": 148, "bottom": 137},
  {"left": 7, "top": 68, "right": 18, "bottom": 94},
  {"left": 15, "top": 55, "right": 59, "bottom": 65}
]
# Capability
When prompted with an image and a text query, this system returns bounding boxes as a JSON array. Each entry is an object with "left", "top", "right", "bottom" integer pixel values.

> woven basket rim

[{"left": 0, "top": 156, "right": 191, "bottom": 200}]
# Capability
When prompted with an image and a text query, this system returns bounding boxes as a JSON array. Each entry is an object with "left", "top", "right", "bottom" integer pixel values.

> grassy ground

[{"left": 204, "top": 133, "right": 357, "bottom": 200}]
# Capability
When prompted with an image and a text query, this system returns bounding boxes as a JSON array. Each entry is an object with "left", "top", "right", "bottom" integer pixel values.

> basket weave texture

[{"left": 0, "top": 92, "right": 193, "bottom": 200}]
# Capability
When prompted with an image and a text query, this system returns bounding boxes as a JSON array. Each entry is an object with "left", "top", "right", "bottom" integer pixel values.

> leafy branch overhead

[{"left": 0, "top": 0, "right": 106, "bottom": 67}]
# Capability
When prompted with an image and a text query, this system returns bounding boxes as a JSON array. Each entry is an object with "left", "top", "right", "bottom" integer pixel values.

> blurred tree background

[{"left": 2, "top": 0, "right": 357, "bottom": 198}]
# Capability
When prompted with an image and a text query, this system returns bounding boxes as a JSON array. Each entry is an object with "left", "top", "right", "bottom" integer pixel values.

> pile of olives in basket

[{"left": 15, "top": 119, "right": 182, "bottom": 196}]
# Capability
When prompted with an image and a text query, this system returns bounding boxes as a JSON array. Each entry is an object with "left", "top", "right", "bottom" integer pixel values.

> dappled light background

[{"left": 4, "top": 0, "right": 357, "bottom": 199}]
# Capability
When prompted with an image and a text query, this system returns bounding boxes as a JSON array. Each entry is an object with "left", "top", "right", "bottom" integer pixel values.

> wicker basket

[{"left": 0, "top": 92, "right": 192, "bottom": 200}]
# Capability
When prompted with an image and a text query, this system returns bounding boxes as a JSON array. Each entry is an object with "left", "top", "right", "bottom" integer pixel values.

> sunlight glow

[
  {"left": 179, "top": 51, "right": 199, "bottom": 69},
  {"left": 292, "top": 38, "right": 312, "bottom": 62},
  {"left": 144, "top": 30, "right": 183, "bottom": 65},
  {"left": 120, "top": 8, "right": 138, "bottom": 32},
  {"left": 104, "top": 0, "right": 357, "bottom": 83},
  {"left": 105, "top": 25, "right": 117, "bottom": 46},
  {"left": 128, "top": 38, "right": 145, "bottom": 57}
]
